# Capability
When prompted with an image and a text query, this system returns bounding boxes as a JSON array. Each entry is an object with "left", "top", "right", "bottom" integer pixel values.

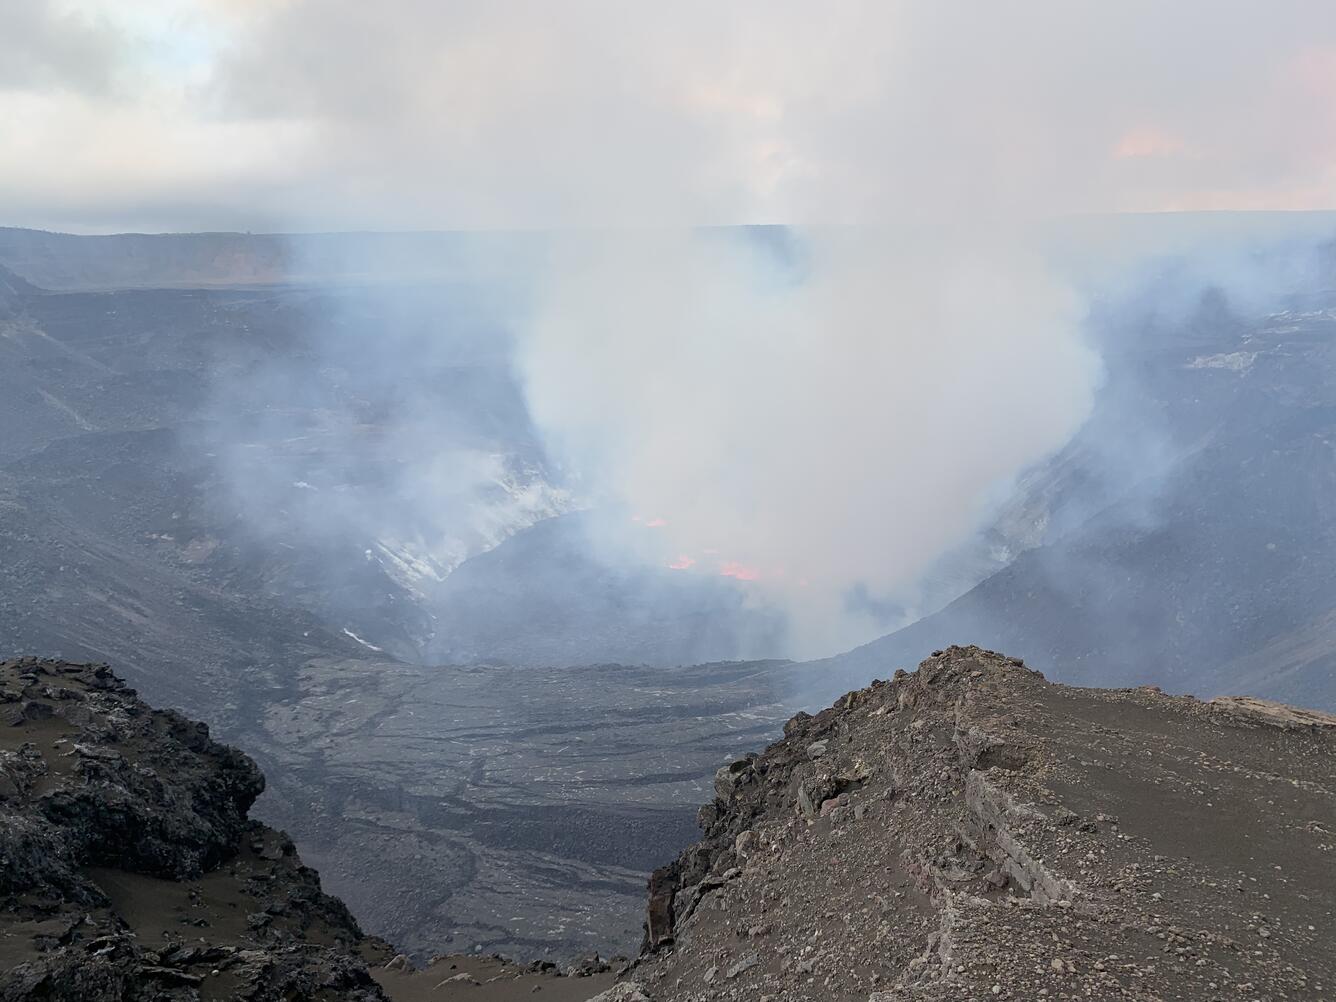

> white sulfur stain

[
  {"left": 342, "top": 628, "right": 383, "bottom": 652},
  {"left": 1188, "top": 351, "right": 1257, "bottom": 372}
]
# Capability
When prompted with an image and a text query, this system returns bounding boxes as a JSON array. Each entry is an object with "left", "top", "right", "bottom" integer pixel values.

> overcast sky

[{"left": 3, "top": 0, "right": 1336, "bottom": 233}]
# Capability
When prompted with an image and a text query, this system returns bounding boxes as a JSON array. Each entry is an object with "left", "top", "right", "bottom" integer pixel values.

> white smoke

[
  {"left": 520, "top": 226, "right": 1099, "bottom": 656},
  {"left": 10, "top": 0, "right": 1333, "bottom": 665}
]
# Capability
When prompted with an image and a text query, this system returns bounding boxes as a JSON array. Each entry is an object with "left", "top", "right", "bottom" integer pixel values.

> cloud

[
  {"left": 0, "top": 1, "right": 123, "bottom": 95},
  {"left": 3, "top": 1, "right": 1336, "bottom": 231}
]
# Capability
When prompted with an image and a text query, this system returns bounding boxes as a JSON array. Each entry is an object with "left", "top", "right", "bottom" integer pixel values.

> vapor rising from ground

[
  {"left": 8, "top": 1, "right": 1336, "bottom": 662},
  {"left": 176, "top": 214, "right": 1336, "bottom": 663},
  {"left": 520, "top": 227, "right": 1098, "bottom": 655}
]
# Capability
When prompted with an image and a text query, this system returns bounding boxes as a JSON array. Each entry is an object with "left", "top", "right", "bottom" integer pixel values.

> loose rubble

[
  {"left": 4, "top": 648, "right": 1334, "bottom": 1002},
  {"left": 630, "top": 646, "right": 1336, "bottom": 1001}
]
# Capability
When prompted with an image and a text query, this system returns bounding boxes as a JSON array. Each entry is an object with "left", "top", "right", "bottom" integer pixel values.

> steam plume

[{"left": 520, "top": 226, "right": 1099, "bottom": 655}]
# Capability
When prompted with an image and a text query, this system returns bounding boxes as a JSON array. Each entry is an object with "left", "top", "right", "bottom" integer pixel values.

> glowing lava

[
  {"left": 718, "top": 560, "right": 761, "bottom": 581},
  {"left": 667, "top": 554, "right": 696, "bottom": 570}
]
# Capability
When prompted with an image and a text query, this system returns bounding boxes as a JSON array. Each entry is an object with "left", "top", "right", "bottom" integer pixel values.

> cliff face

[
  {"left": 812, "top": 295, "right": 1336, "bottom": 716},
  {"left": 0, "top": 657, "right": 391, "bottom": 1002},
  {"left": 632, "top": 646, "right": 1336, "bottom": 1001}
]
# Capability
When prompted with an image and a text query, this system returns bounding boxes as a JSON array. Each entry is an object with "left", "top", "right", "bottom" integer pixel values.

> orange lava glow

[
  {"left": 719, "top": 561, "right": 761, "bottom": 581},
  {"left": 646, "top": 517, "right": 668, "bottom": 528},
  {"left": 668, "top": 554, "right": 696, "bottom": 570}
]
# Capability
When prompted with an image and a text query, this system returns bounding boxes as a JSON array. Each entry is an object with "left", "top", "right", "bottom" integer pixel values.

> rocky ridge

[
  {"left": 0, "top": 656, "right": 392, "bottom": 1001},
  {"left": 630, "top": 646, "right": 1336, "bottom": 1001},
  {"left": 4, "top": 647, "right": 1334, "bottom": 1002}
]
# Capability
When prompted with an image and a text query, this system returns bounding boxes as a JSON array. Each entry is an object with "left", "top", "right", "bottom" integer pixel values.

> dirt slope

[
  {"left": 628, "top": 646, "right": 1335, "bottom": 1001},
  {"left": 5, "top": 648, "right": 1333, "bottom": 1001}
]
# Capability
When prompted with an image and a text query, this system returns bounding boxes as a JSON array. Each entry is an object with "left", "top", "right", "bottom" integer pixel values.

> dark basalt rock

[{"left": 0, "top": 657, "right": 391, "bottom": 1001}]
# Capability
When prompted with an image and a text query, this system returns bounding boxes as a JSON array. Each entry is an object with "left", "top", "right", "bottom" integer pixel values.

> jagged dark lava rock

[
  {"left": 631, "top": 646, "right": 1335, "bottom": 1001},
  {"left": 0, "top": 657, "right": 393, "bottom": 1001}
]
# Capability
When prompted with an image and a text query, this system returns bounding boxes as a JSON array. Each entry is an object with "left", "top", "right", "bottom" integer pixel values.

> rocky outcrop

[
  {"left": 633, "top": 646, "right": 1336, "bottom": 1001},
  {"left": 0, "top": 657, "right": 391, "bottom": 1001},
  {"left": 961, "top": 769, "right": 1074, "bottom": 906}
]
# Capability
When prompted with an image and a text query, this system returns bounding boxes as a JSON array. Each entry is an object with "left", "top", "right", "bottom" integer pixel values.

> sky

[{"left": 3, "top": 0, "right": 1336, "bottom": 233}]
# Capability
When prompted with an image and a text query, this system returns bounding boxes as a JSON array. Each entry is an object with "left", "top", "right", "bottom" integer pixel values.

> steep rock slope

[
  {"left": 0, "top": 657, "right": 391, "bottom": 1001},
  {"left": 0, "top": 248, "right": 772, "bottom": 681},
  {"left": 819, "top": 296, "right": 1336, "bottom": 713},
  {"left": 632, "top": 647, "right": 1335, "bottom": 1001},
  {"left": 0, "top": 261, "right": 786, "bottom": 957}
]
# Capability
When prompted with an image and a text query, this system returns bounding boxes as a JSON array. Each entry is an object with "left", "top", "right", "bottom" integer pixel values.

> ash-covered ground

[
  {"left": 239, "top": 657, "right": 796, "bottom": 959},
  {"left": 632, "top": 646, "right": 1336, "bottom": 1001}
]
